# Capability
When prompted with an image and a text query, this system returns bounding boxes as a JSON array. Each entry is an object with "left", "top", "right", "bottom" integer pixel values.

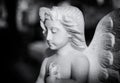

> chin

[
  {"left": 49, "top": 45, "right": 62, "bottom": 51},
  {"left": 49, "top": 46, "right": 58, "bottom": 50}
]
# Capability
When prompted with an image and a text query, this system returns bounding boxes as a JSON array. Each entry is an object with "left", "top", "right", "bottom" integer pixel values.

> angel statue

[{"left": 36, "top": 3, "right": 120, "bottom": 83}]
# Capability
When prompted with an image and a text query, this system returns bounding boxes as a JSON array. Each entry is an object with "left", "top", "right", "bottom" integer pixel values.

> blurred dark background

[{"left": 0, "top": 0, "right": 119, "bottom": 83}]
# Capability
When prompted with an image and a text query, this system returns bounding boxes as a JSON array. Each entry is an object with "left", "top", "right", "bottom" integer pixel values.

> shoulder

[
  {"left": 71, "top": 53, "right": 89, "bottom": 72},
  {"left": 72, "top": 53, "right": 89, "bottom": 66},
  {"left": 42, "top": 57, "right": 49, "bottom": 64},
  {"left": 40, "top": 57, "right": 49, "bottom": 71},
  {"left": 40, "top": 57, "right": 48, "bottom": 71}
]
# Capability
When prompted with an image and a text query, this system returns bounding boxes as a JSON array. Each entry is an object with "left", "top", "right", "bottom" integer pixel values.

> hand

[{"left": 49, "top": 62, "right": 61, "bottom": 79}]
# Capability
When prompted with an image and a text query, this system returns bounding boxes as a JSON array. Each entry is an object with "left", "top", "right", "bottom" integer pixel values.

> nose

[{"left": 46, "top": 31, "right": 52, "bottom": 41}]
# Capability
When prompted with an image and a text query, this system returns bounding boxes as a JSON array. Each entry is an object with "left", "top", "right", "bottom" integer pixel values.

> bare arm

[
  {"left": 36, "top": 58, "right": 48, "bottom": 83},
  {"left": 46, "top": 55, "right": 89, "bottom": 83}
]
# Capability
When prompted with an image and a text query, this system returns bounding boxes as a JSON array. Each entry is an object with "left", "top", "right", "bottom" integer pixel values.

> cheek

[{"left": 53, "top": 34, "right": 69, "bottom": 45}]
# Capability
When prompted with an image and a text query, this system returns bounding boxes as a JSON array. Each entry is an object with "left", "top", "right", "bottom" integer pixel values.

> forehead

[{"left": 45, "top": 20, "right": 63, "bottom": 29}]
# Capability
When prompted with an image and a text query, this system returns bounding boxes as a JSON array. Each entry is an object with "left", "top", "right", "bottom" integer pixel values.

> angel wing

[{"left": 84, "top": 9, "right": 120, "bottom": 83}]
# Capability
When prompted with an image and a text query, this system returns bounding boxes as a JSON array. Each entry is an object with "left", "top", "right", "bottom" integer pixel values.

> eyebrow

[{"left": 51, "top": 27, "right": 58, "bottom": 29}]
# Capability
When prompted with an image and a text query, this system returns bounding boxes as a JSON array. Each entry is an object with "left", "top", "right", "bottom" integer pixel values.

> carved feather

[{"left": 84, "top": 9, "right": 120, "bottom": 83}]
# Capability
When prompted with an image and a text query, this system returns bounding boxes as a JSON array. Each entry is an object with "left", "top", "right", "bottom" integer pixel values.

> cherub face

[{"left": 43, "top": 20, "right": 70, "bottom": 50}]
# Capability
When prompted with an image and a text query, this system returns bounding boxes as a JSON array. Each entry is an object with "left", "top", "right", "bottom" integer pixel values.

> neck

[{"left": 56, "top": 42, "right": 78, "bottom": 56}]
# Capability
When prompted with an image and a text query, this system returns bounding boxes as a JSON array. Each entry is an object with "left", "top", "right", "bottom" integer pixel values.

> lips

[{"left": 47, "top": 41, "right": 53, "bottom": 46}]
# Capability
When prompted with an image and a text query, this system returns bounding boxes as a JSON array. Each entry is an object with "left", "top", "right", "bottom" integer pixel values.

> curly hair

[{"left": 39, "top": 4, "right": 87, "bottom": 50}]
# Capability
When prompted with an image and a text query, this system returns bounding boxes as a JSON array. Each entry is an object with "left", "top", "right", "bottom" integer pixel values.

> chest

[{"left": 46, "top": 57, "right": 71, "bottom": 79}]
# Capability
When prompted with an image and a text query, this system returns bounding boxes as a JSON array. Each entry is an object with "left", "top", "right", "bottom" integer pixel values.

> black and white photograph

[{"left": 0, "top": 0, "right": 120, "bottom": 83}]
